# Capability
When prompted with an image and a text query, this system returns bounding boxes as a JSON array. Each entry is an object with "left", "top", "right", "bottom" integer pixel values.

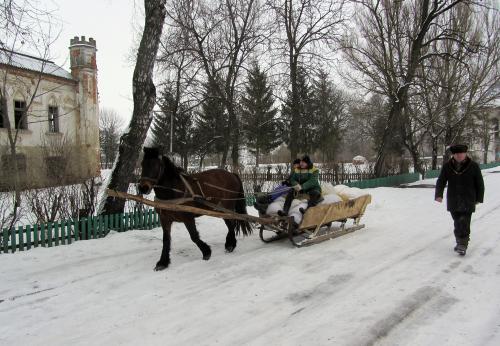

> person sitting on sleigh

[
  {"left": 278, "top": 155, "right": 322, "bottom": 216},
  {"left": 253, "top": 158, "right": 301, "bottom": 214}
]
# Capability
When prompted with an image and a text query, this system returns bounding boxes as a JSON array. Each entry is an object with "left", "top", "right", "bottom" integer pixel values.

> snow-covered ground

[{"left": 1, "top": 169, "right": 499, "bottom": 346}]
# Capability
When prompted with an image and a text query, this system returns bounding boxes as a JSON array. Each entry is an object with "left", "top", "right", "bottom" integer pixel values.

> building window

[
  {"left": 46, "top": 155, "right": 67, "bottom": 181},
  {"left": 14, "top": 100, "right": 27, "bottom": 129},
  {"left": 48, "top": 106, "right": 59, "bottom": 132},
  {"left": 494, "top": 118, "right": 499, "bottom": 140},
  {"left": 1, "top": 153, "right": 27, "bottom": 174}
]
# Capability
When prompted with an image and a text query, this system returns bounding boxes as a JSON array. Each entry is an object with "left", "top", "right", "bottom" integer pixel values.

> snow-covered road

[{"left": 1, "top": 169, "right": 499, "bottom": 346}]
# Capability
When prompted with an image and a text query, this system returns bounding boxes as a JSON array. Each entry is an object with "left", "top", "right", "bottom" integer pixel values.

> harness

[{"left": 142, "top": 167, "right": 249, "bottom": 202}]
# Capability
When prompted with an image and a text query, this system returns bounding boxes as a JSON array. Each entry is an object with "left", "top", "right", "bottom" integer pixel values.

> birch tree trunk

[{"left": 100, "top": 0, "right": 166, "bottom": 214}]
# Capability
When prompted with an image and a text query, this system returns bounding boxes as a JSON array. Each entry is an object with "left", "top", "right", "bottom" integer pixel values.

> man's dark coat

[{"left": 435, "top": 157, "right": 485, "bottom": 212}]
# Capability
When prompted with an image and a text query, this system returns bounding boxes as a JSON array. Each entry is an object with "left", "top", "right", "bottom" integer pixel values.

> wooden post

[
  {"left": 81, "top": 218, "right": 87, "bottom": 240},
  {"left": 47, "top": 223, "right": 53, "bottom": 247},
  {"left": 60, "top": 221, "right": 66, "bottom": 245},
  {"left": 18, "top": 225, "right": 24, "bottom": 251},
  {"left": 10, "top": 228, "right": 16, "bottom": 253},
  {"left": 40, "top": 223, "right": 46, "bottom": 247},
  {"left": 26, "top": 225, "right": 31, "bottom": 250},
  {"left": 104, "top": 214, "right": 109, "bottom": 236},
  {"left": 73, "top": 219, "right": 79, "bottom": 241},
  {"left": 33, "top": 224, "right": 39, "bottom": 248},
  {"left": 3, "top": 228, "right": 9, "bottom": 253},
  {"left": 54, "top": 222, "right": 60, "bottom": 246}
]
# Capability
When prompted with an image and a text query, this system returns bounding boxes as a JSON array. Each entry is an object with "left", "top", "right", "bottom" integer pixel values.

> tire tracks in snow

[
  {"left": 0, "top": 247, "right": 154, "bottom": 311},
  {"left": 276, "top": 199, "right": 500, "bottom": 344},
  {"left": 354, "top": 201, "right": 500, "bottom": 346},
  {"left": 363, "top": 286, "right": 458, "bottom": 346},
  {"left": 0, "top": 268, "right": 119, "bottom": 312}
]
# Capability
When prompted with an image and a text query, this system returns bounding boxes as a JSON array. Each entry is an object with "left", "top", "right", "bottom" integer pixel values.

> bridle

[{"left": 138, "top": 156, "right": 164, "bottom": 188}]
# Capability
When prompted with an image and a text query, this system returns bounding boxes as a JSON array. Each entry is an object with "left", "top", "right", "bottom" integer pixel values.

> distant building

[{"left": 0, "top": 36, "right": 100, "bottom": 190}]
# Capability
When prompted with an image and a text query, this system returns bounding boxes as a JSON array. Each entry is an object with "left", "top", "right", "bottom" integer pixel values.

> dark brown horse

[{"left": 137, "top": 147, "right": 253, "bottom": 271}]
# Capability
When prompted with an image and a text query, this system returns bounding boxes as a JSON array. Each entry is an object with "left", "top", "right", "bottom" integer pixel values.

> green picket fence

[
  {"left": 424, "top": 169, "right": 441, "bottom": 179},
  {"left": 424, "top": 161, "right": 500, "bottom": 179},
  {"left": 345, "top": 172, "right": 420, "bottom": 189},
  {"left": 479, "top": 161, "right": 500, "bottom": 170},
  {"left": 1, "top": 208, "right": 160, "bottom": 254}
]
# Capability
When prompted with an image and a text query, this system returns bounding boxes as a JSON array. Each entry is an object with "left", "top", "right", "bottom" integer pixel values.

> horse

[{"left": 137, "top": 147, "right": 253, "bottom": 271}]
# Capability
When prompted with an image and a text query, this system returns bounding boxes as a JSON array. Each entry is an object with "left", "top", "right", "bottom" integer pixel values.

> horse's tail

[{"left": 233, "top": 173, "right": 253, "bottom": 236}]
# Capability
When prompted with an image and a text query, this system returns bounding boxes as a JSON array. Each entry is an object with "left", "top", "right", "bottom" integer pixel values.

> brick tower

[{"left": 69, "top": 36, "right": 100, "bottom": 177}]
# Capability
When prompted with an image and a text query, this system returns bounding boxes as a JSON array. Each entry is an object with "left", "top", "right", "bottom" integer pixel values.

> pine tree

[
  {"left": 311, "top": 70, "right": 348, "bottom": 162},
  {"left": 194, "top": 79, "right": 228, "bottom": 167},
  {"left": 151, "top": 89, "right": 174, "bottom": 150},
  {"left": 240, "top": 63, "right": 280, "bottom": 166},
  {"left": 151, "top": 87, "right": 194, "bottom": 169},
  {"left": 282, "top": 66, "right": 316, "bottom": 156}
]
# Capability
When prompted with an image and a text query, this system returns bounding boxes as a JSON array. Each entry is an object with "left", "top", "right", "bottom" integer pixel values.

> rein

[
  {"left": 148, "top": 173, "right": 251, "bottom": 201},
  {"left": 140, "top": 157, "right": 254, "bottom": 202},
  {"left": 151, "top": 183, "right": 251, "bottom": 201}
]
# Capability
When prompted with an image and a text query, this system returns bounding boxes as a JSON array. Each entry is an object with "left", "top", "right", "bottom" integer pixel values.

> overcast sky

[{"left": 50, "top": 0, "right": 139, "bottom": 123}]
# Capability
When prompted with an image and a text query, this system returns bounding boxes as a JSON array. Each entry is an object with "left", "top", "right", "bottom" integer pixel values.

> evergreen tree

[
  {"left": 311, "top": 70, "right": 348, "bottom": 162},
  {"left": 194, "top": 79, "right": 228, "bottom": 167},
  {"left": 282, "top": 66, "right": 316, "bottom": 156},
  {"left": 151, "top": 89, "right": 174, "bottom": 150},
  {"left": 240, "top": 63, "right": 280, "bottom": 166},
  {"left": 151, "top": 87, "right": 194, "bottom": 169}
]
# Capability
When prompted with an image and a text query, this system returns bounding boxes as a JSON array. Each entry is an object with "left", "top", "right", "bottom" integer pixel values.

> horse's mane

[
  {"left": 143, "top": 147, "right": 184, "bottom": 179},
  {"left": 161, "top": 155, "right": 185, "bottom": 178}
]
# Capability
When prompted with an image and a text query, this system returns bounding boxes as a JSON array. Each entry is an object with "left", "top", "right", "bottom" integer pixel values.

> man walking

[{"left": 435, "top": 144, "right": 484, "bottom": 256}]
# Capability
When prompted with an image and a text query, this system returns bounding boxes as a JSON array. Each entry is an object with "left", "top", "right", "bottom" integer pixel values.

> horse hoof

[
  {"left": 225, "top": 246, "right": 235, "bottom": 253},
  {"left": 154, "top": 263, "right": 169, "bottom": 271},
  {"left": 203, "top": 254, "right": 211, "bottom": 261}
]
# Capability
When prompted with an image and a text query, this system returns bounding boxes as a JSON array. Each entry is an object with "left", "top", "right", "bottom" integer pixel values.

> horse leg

[
  {"left": 224, "top": 220, "right": 237, "bottom": 253},
  {"left": 155, "top": 217, "right": 172, "bottom": 271},
  {"left": 184, "top": 218, "right": 211, "bottom": 260}
]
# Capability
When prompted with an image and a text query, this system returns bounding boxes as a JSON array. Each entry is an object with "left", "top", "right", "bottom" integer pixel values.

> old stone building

[{"left": 0, "top": 36, "right": 100, "bottom": 190}]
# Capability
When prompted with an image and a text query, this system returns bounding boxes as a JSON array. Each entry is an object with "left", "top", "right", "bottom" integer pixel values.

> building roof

[{"left": 0, "top": 49, "right": 74, "bottom": 81}]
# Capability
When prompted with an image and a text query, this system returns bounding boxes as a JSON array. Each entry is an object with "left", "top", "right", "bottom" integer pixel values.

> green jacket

[{"left": 290, "top": 166, "right": 321, "bottom": 193}]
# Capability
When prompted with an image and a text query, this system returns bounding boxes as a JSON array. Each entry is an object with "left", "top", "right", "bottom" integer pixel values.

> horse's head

[{"left": 138, "top": 147, "right": 164, "bottom": 195}]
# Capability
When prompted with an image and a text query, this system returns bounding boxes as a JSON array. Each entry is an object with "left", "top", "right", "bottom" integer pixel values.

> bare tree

[
  {"left": 165, "top": 0, "right": 264, "bottom": 168},
  {"left": 156, "top": 24, "right": 202, "bottom": 168},
  {"left": 0, "top": 191, "right": 24, "bottom": 230},
  {"left": 413, "top": 3, "right": 499, "bottom": 167},
  {"left": 342, "top": 0, "right": 484, "bottom": 176},
  {"left": 0, "top": 0, "right": 61, "bottom": 227},
  {"left": 99, "top": 0, "right": 167, "bottom": 215},
  {"left": 463, "top": 7, "right": 500, "bottom": 163},
  {"left": 99, "top": 108, "right": 124, "bottom": 169},
  {"left": 266, "top": 0, "right": 347, "bottom": 159}
]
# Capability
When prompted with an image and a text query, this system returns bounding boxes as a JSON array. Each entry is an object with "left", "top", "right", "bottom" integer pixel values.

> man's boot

[
  {"left": 456, "top": 244, "right": 467, "bottom": 256},
  {"left": 455, "top": 238, "right": 468, "bottom": 256}
]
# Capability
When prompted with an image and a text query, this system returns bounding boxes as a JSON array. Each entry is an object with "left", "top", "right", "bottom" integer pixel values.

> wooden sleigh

[{"left": 258, "top": 194, "right": 372, "bottom": 247}]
